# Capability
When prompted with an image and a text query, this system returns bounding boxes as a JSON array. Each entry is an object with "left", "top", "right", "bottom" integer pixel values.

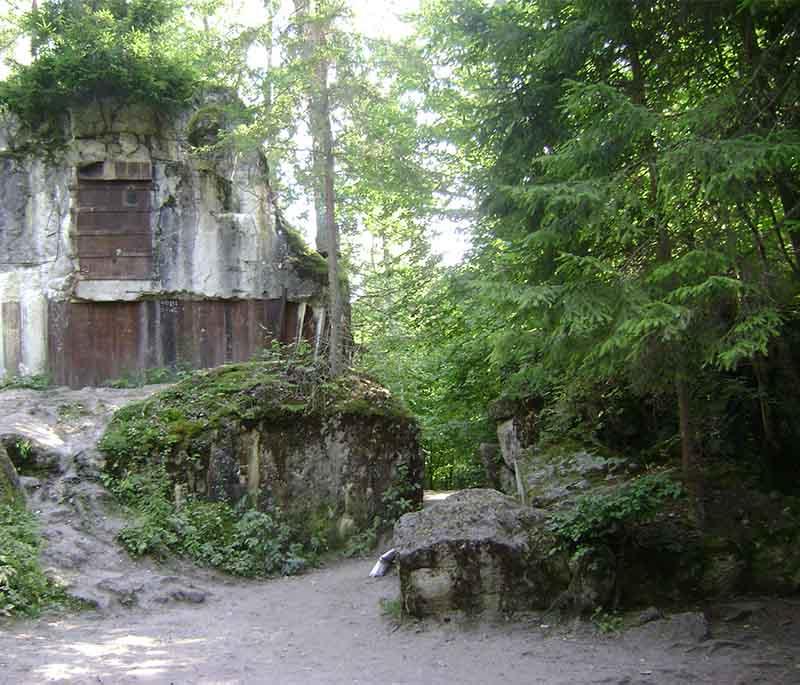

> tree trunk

[
  {"left": 675, "top": 371, "right": 705, "bottom": 526},
  {"left": 629, "top": 32, "right": 705, "bottom": 523},
  {"left": 293, "top": 0, "right": 345, "bottom": 375}
]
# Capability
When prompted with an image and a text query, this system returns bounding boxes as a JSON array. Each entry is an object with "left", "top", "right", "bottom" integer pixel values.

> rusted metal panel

[
  {"left": 263, "top": 300, "right": 283, "bottom": 340},
  {"left": 76, "top": 211, "right": 151, "bottom": 234},
  {"left": 78, "top": 256, "right": 153, "bottom": 280},
  {"left": 161, "top": 299, "right": 179, "bottom": 368},
  {"left": 302, "top": 306, "right": 316, "bottom": 342},
  {"left": 47, "top": 298, "right": 314, "bottom": 388},
  {"left": 75, "top": 174, "right": 154, "bottom": 281},
  {"left": 77, "top": 183, "right": 152, "bottom": 211},
  {"left": 229, "top": 301, "right": 250, "bottom": 361},
  {"left": 76, "top": 234, "right": 152, "bottom": 255}
]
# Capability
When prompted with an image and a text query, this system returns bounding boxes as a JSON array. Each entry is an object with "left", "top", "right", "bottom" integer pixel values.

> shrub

[
  {"left": 107, "top": 466, "right": 317, "bottom": 577},
  {"left": 0, "top": 374, "right": 51, "bottom": 391},
  {"left": 0, "top": 504, "right": 62, "bottom": 616},
  {"left": 0, "top": 0, "right": 200, "bottom": 142},
  {"left": 548, "top": 471, "right": 684, "bottom": 550}
]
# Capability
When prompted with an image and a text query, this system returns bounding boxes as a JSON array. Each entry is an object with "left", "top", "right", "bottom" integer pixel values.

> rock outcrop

[
  {"left": 396, "top": 453, "right": 800, "bottom": 620},
  {"left": 0, "top": 384, "right": 211, "bottom": 610}
]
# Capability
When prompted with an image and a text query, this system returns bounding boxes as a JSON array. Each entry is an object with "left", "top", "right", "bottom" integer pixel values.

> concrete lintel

[{"left": 74, "top": 280, "right": 161, "bottom": 301}]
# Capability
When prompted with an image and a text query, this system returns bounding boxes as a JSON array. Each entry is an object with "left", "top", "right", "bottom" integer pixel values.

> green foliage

[
  {"left": 102, "top": 363, "right": 193, "bottom": 389},
  {"left": 0, "top": 0, "right": 201, "bottom": 142},
  {"left": 548, "top": 472, "right": 684, "bottom": 550},
  {"left": 405, "top": 0, "right": 800, "bottom": 490},
  {"left": 591, "top": 608, "right": 623, "bottom": 635},
  {"left": 379, "top": 597, "right": 403, "bottom": 621},
  {"left": 0, "top": 374, "right": 52, "bottom": 391},
  {"left": 107, "top": 465, "right": 315, "bottom": 577},
  {"left": 13, "top": 439, "right": 31, "bottom": 463},
  {"left": 0, "top": 504, "right": 63, "bottom": 616},
  {"left": 355, "top": 261, "right": 498, "bottom": 490}
]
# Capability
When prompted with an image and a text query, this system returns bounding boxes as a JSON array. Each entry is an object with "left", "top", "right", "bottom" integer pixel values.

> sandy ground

[{"left": 2, "top": 557, "right": 800, "bottom": 685}]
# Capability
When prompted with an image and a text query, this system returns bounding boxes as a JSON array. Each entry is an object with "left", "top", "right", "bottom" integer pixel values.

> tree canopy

[{"left": 0, "top": 0, "right": 202, "bottom": 135}]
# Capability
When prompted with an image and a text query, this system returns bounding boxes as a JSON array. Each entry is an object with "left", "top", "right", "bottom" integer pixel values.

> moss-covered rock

[
  {"left": 0, "top": 443, "right": 23, "bottom": 508},
  {"left": 100, "top": 358, "right": 422, "bottom": 542}
]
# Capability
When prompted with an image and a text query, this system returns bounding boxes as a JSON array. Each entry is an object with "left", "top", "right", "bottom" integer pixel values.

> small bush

[
  {"left": 0, "top": 374, "right": 52, "bottom": 391},
  {"left": 548, "top": 471, "right": 684, "bottom": 549},
  {"left": 107, "top": 466, "right": 316, "bottom": 577}
]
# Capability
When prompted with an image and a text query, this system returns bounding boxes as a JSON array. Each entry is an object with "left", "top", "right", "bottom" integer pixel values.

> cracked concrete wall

[{"left": 0, "top": 99, "right": 324, "bottom": 382}]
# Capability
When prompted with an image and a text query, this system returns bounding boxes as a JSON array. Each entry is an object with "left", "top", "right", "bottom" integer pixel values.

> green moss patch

[{"left": 274, "top": 211, "right": 329, "bottom": 283}]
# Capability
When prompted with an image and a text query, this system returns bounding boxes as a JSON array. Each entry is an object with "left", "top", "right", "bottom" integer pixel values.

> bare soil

[{"left": 1, "top": 559, "right": 799, "bottom": 685}]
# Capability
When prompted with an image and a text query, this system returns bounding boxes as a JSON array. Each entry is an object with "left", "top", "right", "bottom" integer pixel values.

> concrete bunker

[{"left": 0, "top": 98, "right": 326, "bottom": 387}]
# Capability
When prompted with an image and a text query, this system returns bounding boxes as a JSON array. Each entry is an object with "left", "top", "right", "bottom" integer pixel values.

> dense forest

[{"left": 2, "top": 0, "right": 799, "bottom": 503}]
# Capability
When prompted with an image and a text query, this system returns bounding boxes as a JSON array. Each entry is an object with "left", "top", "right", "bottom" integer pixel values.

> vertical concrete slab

[
  {"left": 20, "top": 292, "right": 47, "bottom": 376},
  {"left": 2, "top": 302, "right": 21, "bottom": 377},
  {"left": 0, "top": 303, "right": 5, "bottom": 380},
  {"left": 295, "top": 301, "right": 307, "bottom": 347}
]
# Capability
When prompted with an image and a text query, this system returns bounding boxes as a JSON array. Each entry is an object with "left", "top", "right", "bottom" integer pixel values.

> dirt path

[
  {"left": 2, "top": 558, "right": 799, "bottom": 685},
  {"left": 1, "top": 387, "right": 799, "bottom": 684}
]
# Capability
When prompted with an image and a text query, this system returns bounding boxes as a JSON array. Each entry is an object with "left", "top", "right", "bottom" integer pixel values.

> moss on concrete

[
  {"left": 99, "top": 357, "right": 412, "bottom": 477},
  {"left": 274, "top": 211, "right": 328, "bottom": 284},
  {"left": 0, "top": 443, "right": 23, "bottom": 508}
]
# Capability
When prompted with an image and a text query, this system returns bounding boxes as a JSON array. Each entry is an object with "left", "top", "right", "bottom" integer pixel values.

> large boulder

[
  {"left": 0, "top": 442, "right": 23, "bottom": 507},
  {"left": 394, "top": 489, "right": 569, "bottom": 618},
  {"left": 100, "top": 361, "right": 423, "bottom": 542}
]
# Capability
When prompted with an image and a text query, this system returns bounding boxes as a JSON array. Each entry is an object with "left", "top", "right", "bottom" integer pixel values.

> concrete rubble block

[{"left": 394, "top": 489, "right": 569, "bottom": 619}]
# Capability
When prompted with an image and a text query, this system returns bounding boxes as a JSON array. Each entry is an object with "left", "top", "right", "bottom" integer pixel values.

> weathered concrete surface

[
  {"left": 205, "top": 414, "right": 422, "bottom": 536},
  {"left": 0, "top": 98, "right": 325, "bottom": 383},
  {"left": 0, "top": 386, "right": 212, "bottom": 610},
  {"left": 394, "top": 489, "right": 569, "bottom": 618}
]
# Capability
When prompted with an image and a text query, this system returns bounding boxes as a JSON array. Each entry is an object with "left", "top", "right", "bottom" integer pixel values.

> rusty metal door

[{"left": 75, "top": 162, "right": 154, "bottom": 280}]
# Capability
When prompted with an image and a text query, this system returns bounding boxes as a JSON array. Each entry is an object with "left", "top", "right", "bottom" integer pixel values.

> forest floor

[{"left": 1, "top": 556, "right": 800, "bottom": 685}]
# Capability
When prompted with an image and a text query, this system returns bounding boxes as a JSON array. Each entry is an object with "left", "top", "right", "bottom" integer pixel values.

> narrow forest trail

[{"left": 2, "top": 557, "right": 800, "bottom": 684}]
